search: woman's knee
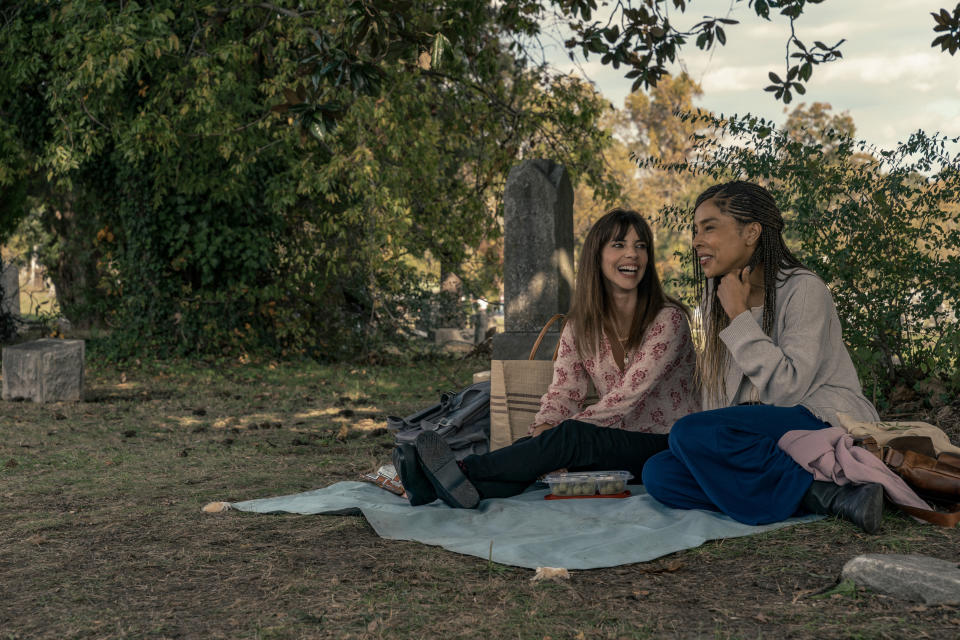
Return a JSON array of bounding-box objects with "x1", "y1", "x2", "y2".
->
[
  {"x1": 669, "y1": 412, "x2": 714, "y2": 448},
  {"x1": 547, "y1": 419, "x2": 596, "y2": 444},
  {"x1": 640, "y1": 450, "x2": 671, "y2": 498}
]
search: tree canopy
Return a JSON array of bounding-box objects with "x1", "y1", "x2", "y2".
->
[{"x1": 0, "y1": 1, "x2": 616, "y2": 358}]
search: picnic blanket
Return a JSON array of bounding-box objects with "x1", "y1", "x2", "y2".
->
[{"x1": 217, "y1": 482, "x2": 822, "y2": 569}]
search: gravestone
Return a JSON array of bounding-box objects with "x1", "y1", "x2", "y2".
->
[
  {"x1": 472, "y1": 309, "x2": 488, "y2": 345},
  {"x1": 492, "y1": 160, "x2": 574, "y2": 360},
  {"x1": 2, "y1": 339, "x2": 85, "y2": 402},
  {"x1": 841, "y1": 554, "x2": 960, "y2": 605},
  {"x1": 1, "y1": 261, "x2": 20, "y2": 318}
]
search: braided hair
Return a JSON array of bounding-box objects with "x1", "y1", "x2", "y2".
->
[{"x1": 693, "y1": 181, "x2": 806, "y2": 408}]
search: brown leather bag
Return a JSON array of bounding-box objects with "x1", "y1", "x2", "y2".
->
[{"x1": 856, "y1": 435, "x2": 960, "y2": 526}]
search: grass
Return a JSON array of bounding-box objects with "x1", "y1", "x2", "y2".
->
[{"x1": 1, "y1": 351, "x2": 959, "y2": 639}]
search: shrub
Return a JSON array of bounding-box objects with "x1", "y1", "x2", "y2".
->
[{"x1": 636, "y1": 112, "x2": 960, "y2": 405}]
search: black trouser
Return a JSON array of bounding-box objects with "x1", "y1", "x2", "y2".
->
[{"x1": 462, "y1": 420, "x2": 669, "y2": 499}]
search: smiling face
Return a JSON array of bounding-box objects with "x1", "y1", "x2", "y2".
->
[
  {"x1": 692, "y1": 199, "x2": 760, "y2": 278},
  {"x1": 600, "y1": 226, "x2": 648, "y2": 294}
]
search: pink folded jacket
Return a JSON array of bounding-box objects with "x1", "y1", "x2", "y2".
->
[{"x1": 778, "y1": 426, "x2": 930, "y2": 511}]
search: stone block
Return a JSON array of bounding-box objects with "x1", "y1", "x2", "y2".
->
[
  {"x1": 472, "y1": 370, "x2": 491, "y2": 384},
  {"x1": 2, "y1": 339, "x2": 85, "y2": 402},
  {"x1": 841, "y1": 554, "x2": 960, "y2": 605}
]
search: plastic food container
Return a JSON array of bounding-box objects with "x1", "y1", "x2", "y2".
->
[{"x1": 542, "y1": 470, "x2": 633, "y2": 497}]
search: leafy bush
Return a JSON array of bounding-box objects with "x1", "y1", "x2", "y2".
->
[{"x1": 636, "y1": 112, "x2": 960, "y2": 404}]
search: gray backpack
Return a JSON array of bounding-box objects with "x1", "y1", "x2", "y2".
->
[{"x1": 386, "y1": 381, "x2": 490, "y2": 459}]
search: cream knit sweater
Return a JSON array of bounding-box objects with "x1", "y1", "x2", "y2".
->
[{"x1": 716, "y1": 269, "x2": 879, "y2": 427}]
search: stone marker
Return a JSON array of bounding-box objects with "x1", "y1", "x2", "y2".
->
[
  {"x1": 472, "y1": 309, "x2": 488, "y2": 345},
  {"x1": 1, "y1": 261, "x2": 20, "y2": 318},
  {"x1": 2, "y1": 339, "x2": 85, "y2": 402},
  {"x1": 841, "y1": 554, "x2": 960, "y2": 605},
  {"x1": 492, "y1": 159, "x2": 574, "y2": 360}
]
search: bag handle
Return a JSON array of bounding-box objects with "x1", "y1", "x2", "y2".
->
[
  {"x1": 855, "y1": 436, "x2": 960, "y2": 527},
  {"x1": 528, "y1": 314, "x2": 567, "y2": 361},
  {"x1": 892, "y1": 501, "x2": 960, "y2": 527}
]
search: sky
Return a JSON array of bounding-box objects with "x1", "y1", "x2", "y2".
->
[{"x1": 541, "y1": 0, "x2": 960, "y2": 153}]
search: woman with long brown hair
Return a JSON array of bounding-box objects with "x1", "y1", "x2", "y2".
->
[
  {"x1": 393, "y1": 208, "x2": 700, "y2": 508},
  {"x1": 641, "y1": 180, "x2": 884, "y2": 532}
]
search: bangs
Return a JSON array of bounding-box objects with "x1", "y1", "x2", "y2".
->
[
  {"x1": 610, "y1": 218, "x2": 651, "y2": 245},
  {"x1": 611, "y1": 219, "x2": 633, "y2": 241}
]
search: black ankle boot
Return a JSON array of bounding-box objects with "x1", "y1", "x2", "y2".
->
[
  {"x1": 801, "y1": 481, "x2": 884, "y2": 534},
  {"x1": 392, "y1": 444, "x2": 437, "y2": 506}
]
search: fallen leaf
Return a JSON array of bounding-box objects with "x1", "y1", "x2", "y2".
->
[
  {"x1": 754, "y1": 613, "x2": 769, "y2": 623},
  {"x1": 418, "y1": 51, "x2": 432, "y2": 70},
  {"x1": 202, "y1": 502, "x2": 231, "y2": 513},
  {"x1": 531, "y1": 566, "x2": 569, "y2": 582},
  {"x1": 367, "y1": 619, "x2": 378, "y2": 632}
]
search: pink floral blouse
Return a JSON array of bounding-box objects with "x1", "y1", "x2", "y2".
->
[{"x1": 533, "y1": 305, "x2": 700, "y2": 433}]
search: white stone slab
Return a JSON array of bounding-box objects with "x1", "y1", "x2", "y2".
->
[{"x1": 842, "y1": 554, "x2": 960, "y2": 605}]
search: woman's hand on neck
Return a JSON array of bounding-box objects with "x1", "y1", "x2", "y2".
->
[{"x1": 717, "y1": 265, "x2": 764, "y2": 320}]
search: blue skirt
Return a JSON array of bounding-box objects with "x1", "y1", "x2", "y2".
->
[{"x1": 641, "y1": 405, "x2": 830, "y2": 524}]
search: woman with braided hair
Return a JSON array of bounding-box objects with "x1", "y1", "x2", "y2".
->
[{"x1": 642, "y1": 180, "x2": 885, "y2": 532}]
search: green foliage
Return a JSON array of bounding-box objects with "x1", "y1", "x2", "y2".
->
[
  {"x1": 932, "y1": 4, "x2": 960, "y2": 55},
  {"x1": 558, "y1": 1, "x2": 959, "y2": 105},
  {"x1": 0, "y1": 1, "x2": 615, "y2": 359},
  {"x1": 636, "y1": 108, "x2": 960, "y2": 400},
  {"x1": 289, "y1": 1, "x2": 960, "y2": 110}
]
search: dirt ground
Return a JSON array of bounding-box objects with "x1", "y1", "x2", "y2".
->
[{"x1": 1, "y1": 357, "x2": 959, "y2": 639}]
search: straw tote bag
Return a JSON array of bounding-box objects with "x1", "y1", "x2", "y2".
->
[{"x1": 489, "y1": 315, "x2": 598, "y2": 450}]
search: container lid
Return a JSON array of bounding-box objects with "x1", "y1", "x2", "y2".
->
[{"x1": 542, "y1": 470, "x2": 633, "y2": 482}]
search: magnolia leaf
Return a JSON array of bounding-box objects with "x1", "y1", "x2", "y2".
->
[{"x1": 430, "y1": 33, "x2": 449, "y2": 68}]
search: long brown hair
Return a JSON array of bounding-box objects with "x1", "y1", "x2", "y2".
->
[
  {"x1": 568, "y1": 208, "x2": 685, "y2": 360},
  {"x1": 693, "y1": 181, "x2": 806, "y2": 407}
]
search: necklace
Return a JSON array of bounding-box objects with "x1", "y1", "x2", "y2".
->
[{"x1": 614, "y1": 322, "x2": 629, "y2": 343}]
